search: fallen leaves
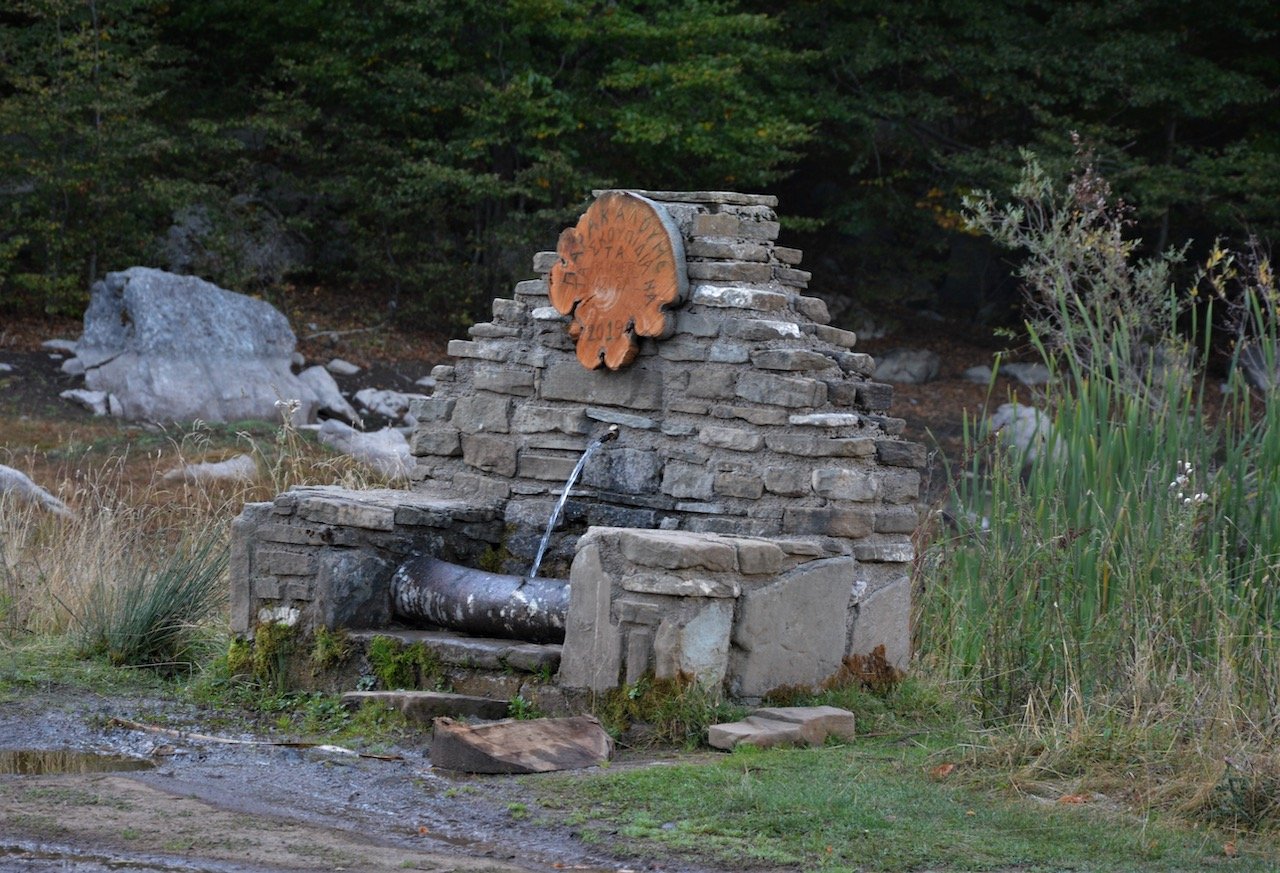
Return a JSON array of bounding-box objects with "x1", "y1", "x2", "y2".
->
[{"x1": 929, "y1": 762, "x2": 957, "y2": 780}]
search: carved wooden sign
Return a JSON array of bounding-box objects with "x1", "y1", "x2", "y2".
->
[{"x1": 549, "y1": 191, "x2": 687, "y2": 370}]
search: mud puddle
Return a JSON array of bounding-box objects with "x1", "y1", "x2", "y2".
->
[{"x1": 0, "y1": 688, "x2": 704, "y2": 873}]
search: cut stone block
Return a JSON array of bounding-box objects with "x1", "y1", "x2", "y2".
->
[
  {"x1": 730, "y1": 557, "x2": 855, "y2": 697},
  {"x1": 751, "y1": 705, "x2": 855, "y2": 741},
  {"x1": 707, "y1": 705, "x2": 855, "y2": 750},
  {"x1": 431, "y1": 716, "x2": 614, "y2": 774},
  {"x1": 707, "y1": 715, "x2": 822, "y2": 750},
  {"x1": 653, "y1": 600, "x2": 734, "y2": 688},
  {"x1": 341, "y1": 691, "x2": 510, "y2": 723}
]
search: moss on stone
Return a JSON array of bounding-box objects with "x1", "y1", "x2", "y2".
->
[{"x1": 366, "y1": 635, "x2": 443, "y2": 690}]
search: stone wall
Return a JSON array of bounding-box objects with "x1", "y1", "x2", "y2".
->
[
  {"x1": 230, "y1": 189, "x2": 923, "y2": 696},
  {"x1": 410, "y1": 190, "x2": 924, "y2": 584}
]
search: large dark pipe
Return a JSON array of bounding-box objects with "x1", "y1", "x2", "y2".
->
[{"x1": 390, "y1": 556, "x2": 568, "y2": 643}]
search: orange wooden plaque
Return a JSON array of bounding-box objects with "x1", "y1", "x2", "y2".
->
[{"x1": 548, "y1": 191, "x2": 687, "y2": 370}]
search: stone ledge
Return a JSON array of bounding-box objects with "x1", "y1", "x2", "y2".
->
[{"x1": 596, "y1": 189, "x2": 779, "y2": 208}]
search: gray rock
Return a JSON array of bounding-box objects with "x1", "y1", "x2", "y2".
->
[
  {"x1": 963, "y1": 364, "x2": 993, "y2": 383},
  {"x1": 708, "y1": 705, "x2": 855, "y2": 751},
  {"x1": 60, "y1": 357, "x2": 85, "y2": 376},
  {"x1": 1238, "y1": 344, "x2": 1279, "y2": 391},
  {"x1": 708, "y1": 716, "x2": 822, "y2": 750},
  {"x1": 317, "y1": 420, "x2": 413, "y2": 479},
  {"x1": 354, "y1": 388, "x2": 429, "y2": 422},
  {"x1": 162, "y1": 453, "x2": 258, "y2": 485},
  {"x1": 0, "y1": 363, "x2": 12, "y2": 373},
  {"x1": 297, "y1": 365, "x2": 359, "y2": 423},
  {"x1": 0, "y1": 465, "x2": 73, "y2": 518},
  {"x1": 653, "y1": 600, "x2": 734, "y2": 688},
  {"x1": 326, "y1": 358, "x2": 361, "y2": 376},
  {"x1": 41, "y1": 338, "x2": 79, "y2": 353},
  {"x1": 1001, "y1": 361, "x2": 1051, "y2": 386},
  {"x1": 77, "y1": 267, "x2": 320, "y2": 424},
  {"x1": 988, "y1": 402, "x2": 1060, "y2": 465},
  {"x1": 873, "y1": 348, "x2": 940, "y2": 384},
  {"x1": 59, "y1": 389, "x2": 109, "y2": 416}
]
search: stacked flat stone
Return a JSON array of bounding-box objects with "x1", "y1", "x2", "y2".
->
[
  {"x1": 229, "y1": 485, "x2": 504, "y2": 635},
  {"x1": 410, "y1": 190, "x2": 924, "y2": 579}
]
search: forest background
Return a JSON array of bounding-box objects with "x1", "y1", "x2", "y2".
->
[{"x1": 1, "y1": 0, "x2": 1277, "y2": 329}]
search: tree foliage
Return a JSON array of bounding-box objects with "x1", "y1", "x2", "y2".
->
[{"x1": 1, "y1": 0, "x2": 1276, "y2": 325}]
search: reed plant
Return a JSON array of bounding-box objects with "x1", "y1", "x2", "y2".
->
[{"x1": 919, "y1": 151, "x2": 1280, "y2": 826}]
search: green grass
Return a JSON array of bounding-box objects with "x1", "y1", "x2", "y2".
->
[{"x1": 536, "y1": 735, "x2": 1274, "y2": 872}]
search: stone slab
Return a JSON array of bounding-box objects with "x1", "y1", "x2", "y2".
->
[
  {"x1": 751, "y1": 705, "x2": 855, "y2": 740},
  {"x1": 706, "y1": 715, "x2": 823, "y2": 750},
  {"x1": 431, "y1": 716, "x2": 613, "y2": 774},
  {"x1": 341, "y1": 691, "x2": 510, "y2": 723}
]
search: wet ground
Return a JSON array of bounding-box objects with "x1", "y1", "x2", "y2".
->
[{"x1": 0, "y1": 687, "x2": 706, "y2": 873}]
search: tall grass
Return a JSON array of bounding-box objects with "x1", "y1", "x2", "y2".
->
[
  {"x1": 918, "y1": 151, "x2": 1280, "y2": 823},
  {"x1": 0, "y1": 409, "x2": 395, "y2": 670}
]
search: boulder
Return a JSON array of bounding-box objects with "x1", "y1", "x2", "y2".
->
[
  {"x1": 1001, "y1": 362, "x2": 1052, "y2": 386},
  {"x1": 989, "y1": 402, "x2": 1060, "y2": 465},
  {"x1": 0, "y1": 465, "x2": 73, "y2": 518},
  {"x1": 316, "y1": 419, "x2": 413, "y2": 479},
  {"x1": 77, "y1": 267, "x2": 320, "y2": 424},
  {"x1": 161, "y1": 453, "x2": 258, "y2": 485},
  {"x1": 297, "y1": 365, "x2": 359, "y2": 423},
  {"x1": 354, "y1": 388, "x2": 430, "y2": 422},
  {"x1": 873, "y1": 348, "x2": 940, "y2": 384}
]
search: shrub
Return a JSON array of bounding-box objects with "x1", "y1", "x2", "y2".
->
[{"x1": 75, "y1": 532, "x2": 227, "y2": 672}]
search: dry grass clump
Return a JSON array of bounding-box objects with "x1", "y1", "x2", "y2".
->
[{"x1": 0, "y1": 411, "x2": 396, "y2": 669}]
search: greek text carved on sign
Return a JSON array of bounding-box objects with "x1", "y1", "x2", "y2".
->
[{"x1": 549, "y1": 191, "x2": 687, "y2": 371}]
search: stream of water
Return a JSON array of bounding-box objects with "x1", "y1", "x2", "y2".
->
[{"x1": 526, "y1": 425, "x2": 618, "y2": 582}]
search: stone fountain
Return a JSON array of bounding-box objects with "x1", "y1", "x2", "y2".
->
[{"x1": 229, "y1": 190, "x2": 923, "y2": 709}]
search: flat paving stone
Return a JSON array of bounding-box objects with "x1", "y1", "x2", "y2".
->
[{"x1": 342, "y1": 690, "x2": 510, "y2": 723}]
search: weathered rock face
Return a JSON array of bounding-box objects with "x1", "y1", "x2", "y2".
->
[{"x1": 77, "y1": 267, "x2": 318, "y2": 424}]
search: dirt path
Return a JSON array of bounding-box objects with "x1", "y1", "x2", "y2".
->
[{"x1": 0, "y1": 688, "x2": 685, "y2": 873}]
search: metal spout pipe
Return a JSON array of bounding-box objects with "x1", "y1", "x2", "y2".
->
[{"x1": 390, "y1": 555, "x2": 568, "y2": 643}]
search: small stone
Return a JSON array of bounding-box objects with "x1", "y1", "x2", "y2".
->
[
  {"x1": 814, "y1": 324, "x2": 858, "y2": 349},
  {"x1": 812, "y1": 467, "x2": 879, "y2": 501},
  {"x1": 722, "y1": 318, "x2": 803, "y2": 341},
  {"x1": 751, "y1": 349, "x2": 836, "y2": 372},
  {"x1": 873, "y1": 348, "x2": 940, "y2": 384},
  {"x1": 60, "y1": 389, "x2": 109, "y2": 416},
  {"x1": 326, "y1": 358, "x2": 361, "y2": 376},
  {"x1": 750, "y1": 705, "x2": 855, "y2": 741}
]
